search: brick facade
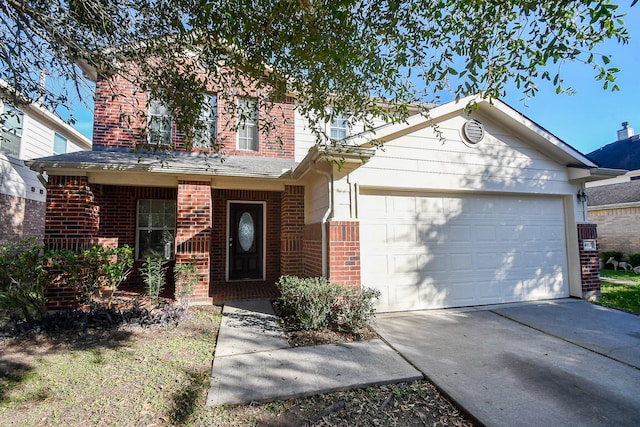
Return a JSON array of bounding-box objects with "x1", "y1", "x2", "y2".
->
[
  {"x1": 588, "y1": 205, "x2": 640, "y2": 256},
  {"x1": 0, "y1": 193, "x2": 45, "y2": 245},
  {"x1": 210, "y1": 189, "x2": 282, "y2": 293},
  {"x1": 45, "y1": 176, "x2": 99, "y2": 251},
  {"x1": 93, "y1": 73, "x2": 296, "y2": 159},
  {"x1": 577, "y1": 222, "x2": 601, "y2": 300},
  {"x1": 327, "y1": 220, "x2": 361, "y2": 287},
  {"x1": 303, "y1": 222, "x2": 323, "y2": 277},
  {"x1": 175, "y1": 181, "x2": 212, "y2": 303},
  {"x1": 280, "y1": 185, "x2": 305, "y2": 276}
]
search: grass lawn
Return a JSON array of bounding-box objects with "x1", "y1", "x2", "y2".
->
[
  {"x1": 598, "y1": 269, "x2": 640, "y2": 314},
  {"x1": 0, "y1": 305, "x2": 472, "y2": 426}
]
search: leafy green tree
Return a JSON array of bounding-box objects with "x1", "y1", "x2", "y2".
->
[{"x1": 0, "y1": 0, "x2": 633, "y2": 149}]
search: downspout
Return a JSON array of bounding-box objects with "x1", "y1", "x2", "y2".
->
[{"x1": 310, "y1": 160, "x2": 333, "y2": 277}]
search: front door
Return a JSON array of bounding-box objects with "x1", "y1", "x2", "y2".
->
[{"x1": 228, "y1": 202, "x2": 264, "y2": 280}]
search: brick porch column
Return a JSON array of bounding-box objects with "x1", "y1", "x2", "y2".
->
[
  {"x1": 327, "y1": 220, "x2": 361, "y2": 288},
  {"x1": 175, "y1": 181, "x2": 212, "y2": 303},
  {"x1": 280, "y1": 185, "x2": 305, "y2": 276},
  {"x1": 44, "y1": 175, "x2": 99, "y2": 309},
  {"x1": 577, "y1": 222, "x2": 601, "y2": 301}
]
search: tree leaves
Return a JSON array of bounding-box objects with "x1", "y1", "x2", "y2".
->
[{"x1": 0, "y1": 0, "x2": 632, "y2": 150}]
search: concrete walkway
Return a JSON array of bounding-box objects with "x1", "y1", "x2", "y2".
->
[
  {"x1": 374, "y1": 299, "x2": 640, "y2": 427},
  {"x1": 206, "y1": 299, "x2": 422, "y2": 406}
]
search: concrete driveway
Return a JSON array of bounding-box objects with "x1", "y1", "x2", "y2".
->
[{"x1": 373, "y1": 299, "x2": 640, "y2": 427}]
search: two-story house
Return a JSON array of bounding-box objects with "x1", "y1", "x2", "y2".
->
[
  {"x1": 1, "y1": 96, "x2": 92, "y2": 245},
  {"x1": 28, "y1": 68, "x2": 619, "y2": 312}
]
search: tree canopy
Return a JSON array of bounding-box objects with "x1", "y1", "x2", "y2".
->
[{"x1": 0, "y1": 0, "x2": 633, "y2": 149}]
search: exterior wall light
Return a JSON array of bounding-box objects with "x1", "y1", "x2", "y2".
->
[{"x1": 576, "y1": 190, "x2": 588, "y2": 203}]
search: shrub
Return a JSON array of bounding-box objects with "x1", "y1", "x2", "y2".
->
[
  {"x1": 628, "y1": 253, "x2": 640, "y2": 268},
  {"x1": 276, "y1": 276, "x2": 381, "y2": 333},
  {"x1": 601, "y1": 251, "x2": 624, "y2": 268},
  {"x1": 174, "y1": 260, "x2": 199, "y2": 308},
  {"x1": 101, "y1": 245, "x2": 134, "y2": 307},
  {"x1": 330, "y1": 287, "x2": 381, "y2": 333},
  {"x1": 276, "y1": 276, "x2": 340, "y2": 331},
  {"x1": 141, "y1": 257, "x2": 168, "y2": 306},
  {"x1": 0, "y1": 239, "x2": 47, "y2": 320}
]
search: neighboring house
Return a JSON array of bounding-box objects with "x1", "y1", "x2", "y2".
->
[
  {"x1": 27, "y1": 69, "x2": 618, "y2": 312},
  {"x1": 585, "y1": 122, "x2": 640, "y2": 255},
  {"x1": 0, "y1": 99, "x2": 92, "y2": 245}
]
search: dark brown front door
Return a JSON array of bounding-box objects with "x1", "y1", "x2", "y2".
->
[{"x1": 228, "y1": 202, "x2": 264, "y2": 280}]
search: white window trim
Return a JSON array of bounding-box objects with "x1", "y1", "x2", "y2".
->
[
  {"x1": 53, "y1": 132, "x2": 67, "y2": 155},
  {"x1": 135, "y1": 199, "x2": 177, "y2": 261},
  {"x1": 236, "y1": 98, "x2": 259, "y2": 151},
  {"x1": 194, "y1": 94, "x2": 218, "y2": 148},
  {"x1": 147, "y1": 99, "x2": 172, "y2": 145},
  {"x1": 328, "y1": 109, "x2": 348, "y2": 141}
]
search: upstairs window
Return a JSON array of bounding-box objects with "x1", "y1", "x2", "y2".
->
[
  {"x1": 53, "y1": 133, "x2": 67, "y2": 154},
  {"x1": 1, "y1": 104, "x2": 23, "y2": 157},
  {"x1": 194, "y1": 94, "x2": 217, "y2": 148},
  {"x1": 330, "y1": 111, "x2": 348, "y2": 141},
  {"x1": 148, "y1": 99, "x2": 172, "y2": 145},
  {"x1": 237, "y1": 98, "x2": 258, "y2": 151},
  {"x1": 136, "y1": 199, "x2": 176, "y2": 260}
]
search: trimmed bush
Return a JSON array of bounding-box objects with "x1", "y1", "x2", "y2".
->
[
  {"x1": 330, "y1": 286, "x2": 381, "y2": 333},
  {"x1": 276, "y1": 276, "x2": 339, "y2": 330},
  {"x1": 276, "y1": 275, "x2": 381, "y2": 333}
]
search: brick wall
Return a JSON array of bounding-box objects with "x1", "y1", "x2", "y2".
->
[
  {"x1": 327, "y1": 221, "x2": 361, "y2": 288},
  {"x1": 93, "y1": 72, "x2": 296, "y2": 158},
  {"x1": 577, "y1": 222, "x2": 600, "y2": 300},
  {"x1": 303, "y1": 222, "x2": 323, "y2": 277},
  {"x1": 45, "y1": 176, "x2": 99, "y2": 251},
  {"x1": 280, "y1": 185, "x2": 305, "y2": 276},
  {"x1": 175, "y1": 181, "x2": 211, "y2": 303},
  {"x1": 0, "y1": 193, "x2": 45, "y2": 245},
  {"x1": 588, "y1": 206, "x2": 640, "y2": 256},
  {"x1": 210, "y1": 189, "x2": 281, "y2": 290}
]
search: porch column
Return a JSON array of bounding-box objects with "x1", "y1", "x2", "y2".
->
[
  {"x1": 44, "y1": 175, "x2": 99, "y2": 309},
  {"x1": 577, "y1": 222, "x2": 601, "y2": 300},
  {"x1": 327, "y1": 220, "x2": 361, "y2": 289},
  {"x1": 175, "y1": 180, "x2": 212, "y2": 303},
  {"x1": 280, "y1": 185, "x2": 305, "y2": 276}
]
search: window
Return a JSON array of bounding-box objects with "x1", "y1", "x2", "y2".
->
[
  {"x1": 194, "y1": 94, "x2": 217, "y2": 147},
  {"x1": 1, "y1": 104, "x2": 23, "y2": 157},
  {"x1": 330, "y1": 111, "x2": 348, "y2": 141},
  {"x1": 237, "y1": 98, "x2": 258, "y2": 151},
  {"x1": 53, "y1": 133, "x2": 67, "y2": 154},
  {"x1": 147, "y1": 99, "x2": 172, "y2": 145},
  {"x1": 136, "y1": 199, "x2": 176, "y2": 260}
]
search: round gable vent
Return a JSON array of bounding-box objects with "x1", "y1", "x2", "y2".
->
[{"x1": 462, "y1": 119, "x2": 485, "y2": 144}]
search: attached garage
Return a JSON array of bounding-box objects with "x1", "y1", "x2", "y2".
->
[{"x1": 360, "y1": 191, "x2": 570, "y2": 311}]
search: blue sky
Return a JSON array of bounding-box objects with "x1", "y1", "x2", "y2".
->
[{"x1": 66, "y1": 4, "x2": 639, "y2": 156}]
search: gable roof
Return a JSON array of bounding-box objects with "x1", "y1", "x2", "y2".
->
[
  {"x1": 345, "y1": 95, "x2": 598, "y2": 168},
  {"x1": 586, "y1": 135, "x2": 640, "y2": 171},
  {"x1": 587, "y1": 179, "x2": 640, "y2": 206}
]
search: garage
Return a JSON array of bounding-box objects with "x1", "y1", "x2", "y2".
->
[{"x1": 360, "y1": 191, "x2": 570, "y2": 312}]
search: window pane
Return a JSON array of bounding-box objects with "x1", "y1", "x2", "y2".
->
[
  {"x1": 148, "y1": 99, "x2": 172, "y2": 145},
  {"x1": 194, "y1": 94, "x2": 217, "y2": 147},
  {"x1": 330, "y1": 112, "x2": 348, "y2": 141},
  {"x1": 138, "y1": 229, "x2": 174, "y2": 260},
  {"x1": 237, "y1": 98, "x2": 258, "y2": 151},
  {"x1": 1, "y1": 105, "x2": 23, "y2": 156},
  {"x1": 53, "y1": 133, "x2": 67, "y2": 154},
  {"x1": 138, "y1": 213, "x2": 149, "y2": 228}
]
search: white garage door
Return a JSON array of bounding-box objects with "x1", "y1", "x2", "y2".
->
[{"x1": 360, "y1": 192, "x2": 569, "y2": 312}]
